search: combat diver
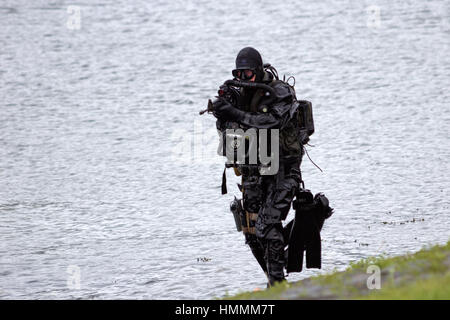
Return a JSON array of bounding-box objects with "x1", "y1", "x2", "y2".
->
[{"x1": 211, "y1": 47, "x2": 311, "y2": 286}]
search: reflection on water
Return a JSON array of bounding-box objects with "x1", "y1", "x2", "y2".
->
[{"x1": 0, "y1": 0, "x2": 449, "y2": 299}]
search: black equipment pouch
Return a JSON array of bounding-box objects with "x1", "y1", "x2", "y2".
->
[
  {"x1": 280, "y1": 99, "x2": 314, "y2": 156},
  {"x1": 296, "y1": 100, "x2": 314, "y2": 137},
  {"x1": 230, "y1": 197, "x2": 243, "y2": 232},
  {"x1": 229, "y1": 197, "x2": 260, "y2": 234}
]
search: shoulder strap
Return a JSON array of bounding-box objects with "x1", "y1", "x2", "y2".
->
[{"x1": 221, "y1": 166, "x2": 227, "y2": 195}]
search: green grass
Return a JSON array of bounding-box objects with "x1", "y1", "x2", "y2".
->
[
  {"x1": 358, "y1": 272, "x2": 450, "y2": 300},
  {"x1": 224, "y1": 240, "x2": 450, "y2": 300}
]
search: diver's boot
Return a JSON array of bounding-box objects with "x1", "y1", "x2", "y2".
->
[
  {"x1": 245, "y1": 234, "x2": 268, "y2": 274},
  {"x1": 265, "y1": 239, "x2": 286, "y2": 287}
]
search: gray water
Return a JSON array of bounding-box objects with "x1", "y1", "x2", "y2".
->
[{"x1": 0, "y1": 0, "x2": 449, "y2": 299}]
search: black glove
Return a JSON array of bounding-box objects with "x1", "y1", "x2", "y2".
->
[{"x1": 213, "y1": 97, "x2": 246, "y2": 122}]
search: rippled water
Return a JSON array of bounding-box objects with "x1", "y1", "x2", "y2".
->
[{"x1": 0, "y1": 0, "x2": 449, "y2": 299}]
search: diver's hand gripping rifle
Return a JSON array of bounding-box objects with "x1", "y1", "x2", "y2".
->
[
  {"x1": 198, "y1": 99, "x2": 215, "y2": 115},
  {"x1": 199, "y1": 80, "x2": 276, "y2": 115}
]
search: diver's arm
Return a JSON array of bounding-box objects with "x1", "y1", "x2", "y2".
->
[
  {"x1": 215, "y1": 98, "x2": 291, "y2": 129},
  {"x1": 239, "y1": 105, "x2": 288, "y2": 129}
]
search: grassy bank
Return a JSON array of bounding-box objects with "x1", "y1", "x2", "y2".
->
[{"x1": 226, "y1": 241, "x2": 450, "y2": 300}]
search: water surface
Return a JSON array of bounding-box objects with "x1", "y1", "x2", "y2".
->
[{"x1": 0, "y1": 0, "x2": 449, "y2": 299}]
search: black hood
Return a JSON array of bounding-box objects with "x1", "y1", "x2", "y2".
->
[{"x1": 235, "y1": 47, "x2": 264, "y2": 82}]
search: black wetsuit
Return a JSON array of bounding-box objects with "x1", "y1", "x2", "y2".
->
[{"x1": 216, "y1": 80, "x2": 304, "y2": 285}]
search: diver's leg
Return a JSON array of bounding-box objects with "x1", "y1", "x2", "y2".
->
[
  {"x1": 245, "y1": 233, "x2": 267, "y2": 274},
  {"x1": 241, "y1": 173, "x2": 267, "y2": 275},
  {"x1": 256, "y1": 161, "x2": 301, "y2": 286},
  {"x1": 259, "y1": 226, "x2": 286, "y2": 285}
]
